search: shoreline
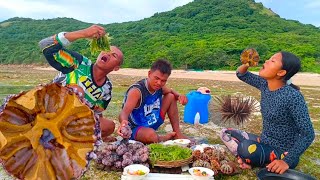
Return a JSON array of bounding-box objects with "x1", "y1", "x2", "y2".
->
[{"x1": 33, "y1": 66, "x2": 320, "y2": 87}]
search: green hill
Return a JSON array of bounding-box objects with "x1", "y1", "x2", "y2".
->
[{"x1": 0, "y1": 0, "x2": 319, "y2": 72}]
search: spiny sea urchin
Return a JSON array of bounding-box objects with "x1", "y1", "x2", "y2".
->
[{"x1": 215, "y1": 95, "x2": 259, "y2": 125}]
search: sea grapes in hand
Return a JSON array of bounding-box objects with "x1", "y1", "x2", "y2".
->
[
  {"x1": 89, "y1": 34, "x2": 111, "y2": 55},
  {"x1": 120, "y1": 125, "x2": 132, "y2": 138}
]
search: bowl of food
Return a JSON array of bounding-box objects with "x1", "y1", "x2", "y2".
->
[
  {"x1": 123, "y1": 164, "x2": 150, "y2": 180},
  {"x1": 189, "y1": 167, "x2": 215, "y2": 180},
  {"x1": 162, "y1": 140, "x2": 174, "y2": 145},
  {"x1": 173, "y1": 139, "x2": 191, "y2": 147}
]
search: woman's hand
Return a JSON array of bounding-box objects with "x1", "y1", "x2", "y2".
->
[
  {"x1": 266, "y1": 160, "x2": 289, "y2": 174},
  {"x1": 237, "y1": 64, "x2": 250, "y2": 74}
]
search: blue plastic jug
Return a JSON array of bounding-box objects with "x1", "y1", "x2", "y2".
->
[{"x1": 184, "y1": 90, "x2": 211, "y2": 124}]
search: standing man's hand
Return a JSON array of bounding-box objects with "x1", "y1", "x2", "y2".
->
[
  {"x1": 82, "y1": 25, "x2": 106, "y2": 39},
  {"x1": 266, "y1": 160, "x2": 289, "y2": 174},
  {"x1": 64, "y1": 25, "x2": 106, "y2": 42}
]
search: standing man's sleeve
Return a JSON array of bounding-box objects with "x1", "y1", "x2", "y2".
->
[{"x1": 39, "y1": 32, "x2": 83, "y2": 74}]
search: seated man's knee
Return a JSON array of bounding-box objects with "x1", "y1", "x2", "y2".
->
[
  {"x1": 137, "y1": 128, "x2": 158, "y2": 144},
  {"x1": 148, "y1": 133, "x2": 159, "y2": 143},
  {"x1": 164, "y1": 92, "x2": 175, "y2": 101}
]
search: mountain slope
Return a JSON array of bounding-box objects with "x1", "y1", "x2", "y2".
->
[{"x1": 0, "y1": 0, "x2": 319, "y2": 72}]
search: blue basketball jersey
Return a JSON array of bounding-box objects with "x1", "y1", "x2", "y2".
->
[{"x1": 123, "y1": 79, "x2": 163, "y2": 130}]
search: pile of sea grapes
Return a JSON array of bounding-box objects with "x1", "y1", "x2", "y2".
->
[{"x1": 96, "y1": 139, "x2": 149, "y2": 171}]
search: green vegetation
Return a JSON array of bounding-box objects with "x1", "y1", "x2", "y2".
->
[
  {"x1": 0, "y1": 0, "x2": 319, "y2": 72},
  {"x1": 89, "y1": 34, "x2": 111, "y2": 56},
  {"x1": 148, "y1": 144, "x2": 192, "y2": 165}
]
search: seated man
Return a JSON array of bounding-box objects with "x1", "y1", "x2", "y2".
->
[
  {"x1": 39, "y1": 25, "x2": 124, "y2": 142},
  {"x1": 117, "y1": 59, "x2": 188, "y2": 144}
]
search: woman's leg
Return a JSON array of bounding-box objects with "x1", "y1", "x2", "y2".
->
[
  {"x1": 220, "y1": 128, "x2": 262, "y2": 169},
  {"x1": 220, "y1": 128, "x2": 259, "y2": 156},
  {"x1": 237, "y1": 140, "x2": 285, "y2": 167}
]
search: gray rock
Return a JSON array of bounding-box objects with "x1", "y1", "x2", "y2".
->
[{"x1": 164, "y1": 124, "x2": 173, "y2": 132}]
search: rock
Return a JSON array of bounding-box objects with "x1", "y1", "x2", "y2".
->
[
  {"x1": 164, "y1": 124, "x2": 173, "y2": 132},
  {"x1": 186, "y1": 127, "x2": 198, "y2": 134}
]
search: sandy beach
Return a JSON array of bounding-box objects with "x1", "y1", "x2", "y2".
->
[{"x1": 35, "y1": 67, "x2": 320, "y2": 87}]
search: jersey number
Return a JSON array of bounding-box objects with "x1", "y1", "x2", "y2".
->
[{"x1": 147, "y1": 114, "x2": 157, "y2": 125}]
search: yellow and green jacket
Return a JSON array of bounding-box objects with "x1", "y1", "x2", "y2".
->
[{"x1": 39, "y1": 33, "x2": 112, "y2": 114}]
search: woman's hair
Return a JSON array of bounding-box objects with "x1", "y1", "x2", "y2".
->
[
  {"x1": 280, "y1": 51, "x2": 301, "y2": 90},
  {"x1": 150, "y1": 59, "x2": 172, "y2": 75}
]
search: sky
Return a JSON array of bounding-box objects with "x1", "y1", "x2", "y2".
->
[
  {"x1": 0, "y1": 0, "x2": 319, "y2": 27},
  {"x1": 255, "y1": 0, "x2": 320, "y2": 27}
]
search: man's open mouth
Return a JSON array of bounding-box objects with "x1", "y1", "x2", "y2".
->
[{"x1": 101, "y1": 56, "x2": 108, "y2": 62}]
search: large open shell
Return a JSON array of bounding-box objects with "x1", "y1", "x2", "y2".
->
[
  {"x1": 240, "y1": 48, "x2": 260, "y2": 66},
  {"x1": 0, "y1": 83, "x2": 97, "y2": 180}
]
